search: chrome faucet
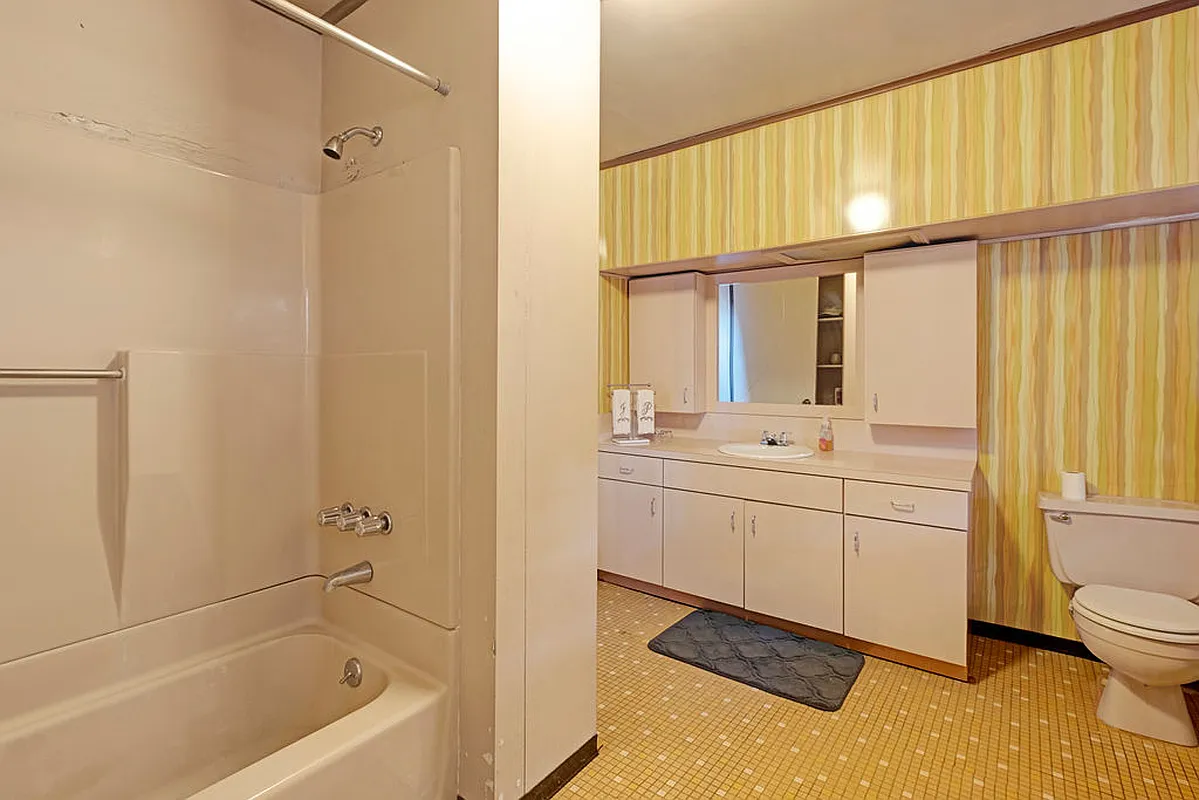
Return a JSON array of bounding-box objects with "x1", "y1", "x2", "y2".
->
[
  {"x1": 759, "y1": 430, "x2": 792, "y2": 447},
  {"x1": 324, "y1": 561, "x2": 373, "y2": 593}
]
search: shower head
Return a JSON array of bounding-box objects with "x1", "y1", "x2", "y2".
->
[{"x1": 322, "y1": 125, "x2": 384, "y2": 160}]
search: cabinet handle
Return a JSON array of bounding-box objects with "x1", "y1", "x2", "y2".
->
[
  {"x1": 873, "y1": 393, "x2": 879, "y2": 412},
  {"x1": 619, "y1": 466, "x2": 634, "y2": 475},
  {"x1": 751, "y1": 515, "x2": 756, "y2": 537},
  {"x1": 853, "y1": 531, "x2": 860, "y2": 555},
  {"x1": 683, "y1": 387, "x2": 690, "y2": 406},
  {"x1": 650, "y1": 497, "x2": 656, "y2": 517},
  {"x1": 890, "y1": 500, "x2": 916, "y2": 513},
  {"x1": 730, "y1": 512, "x2": 735, "y2": 532}
]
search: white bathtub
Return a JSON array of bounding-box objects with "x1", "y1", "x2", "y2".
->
[{"x1": 0, "y1": 580, "x2": 452, "y2": 800}]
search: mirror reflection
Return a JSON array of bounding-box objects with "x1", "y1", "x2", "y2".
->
[{"x1": 717, "y1": 274, "x2": 847, "y2": 406}]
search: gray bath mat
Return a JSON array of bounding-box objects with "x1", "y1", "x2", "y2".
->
[{"x1": 648, "y1": 610, "x2": 865, "y2": 712}]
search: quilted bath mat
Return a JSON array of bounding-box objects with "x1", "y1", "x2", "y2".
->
[{"x1": 647, "y1": 609, "x2": 865, "y2": 712}]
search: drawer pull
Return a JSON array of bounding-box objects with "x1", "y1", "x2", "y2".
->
[
  {"x1": 730, "y1": 512, "x2": 735, "y2": 532},
  {"x1": 890, "y1": 500, "x2": 916, "y2": 513},
  {"x1": 619, "y1": 466, "x2": 634, "y2": 475},
  {"x1": 650, "y1": 497, "x2": 656, "y2": 517},
  {"x1": 853, "y1": 531, "x2": 860, "y2": 554},
  {"x1": 751, "y1": 515, "x2": 756, "y2": 537}
]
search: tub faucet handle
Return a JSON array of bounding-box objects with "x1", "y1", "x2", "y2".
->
[
  {"x1": 356, "y1": 511, "x2": 392, "y2": 537},
  {"x1": 318, "y1": 502, "x2": 355, "y2": 526},
  {"x1": 337, "y1": 506, "x2": 371, "y2": 532}
]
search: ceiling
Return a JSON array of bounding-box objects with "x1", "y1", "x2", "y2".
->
[
  {"x1": 291, "y1": 0, "x2": 1166, "y2": 163},
  {"x1": 601, "y1": 0, "x2": 1163, "y2": 161}
]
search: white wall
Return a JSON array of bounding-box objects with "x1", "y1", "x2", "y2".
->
[
  {"x1": 0, "y1": 0, "x2": 321, "y2": 665},
  {"x1": 496, "y1": 2, "x2": 600, "y2": 794}
]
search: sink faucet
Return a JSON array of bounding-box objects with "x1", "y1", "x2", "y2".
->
[
  {"x1": 760, "y1": 431, "x2": 792, "y2": 447},
  {"x1": 324, "y1": 561, "x2": 373, "y2": 593}
]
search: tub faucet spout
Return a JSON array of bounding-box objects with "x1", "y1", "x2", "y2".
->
[{"x1": 324, "y1": 561, "x2": 373, "y2": 593}]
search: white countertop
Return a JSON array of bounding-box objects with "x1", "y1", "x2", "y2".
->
[{"x1": 599, "y1": 437, "x2": 976, "y2": 492}]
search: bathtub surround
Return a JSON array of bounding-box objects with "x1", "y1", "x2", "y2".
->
[
  {"x1": 3, "y1": 1, "x2": 600, "y2": 797},
  {"x1": 0, "y1": 0, "x2": 321, "y2": 666},
  {"x1": 321, "y1": 1, "x2": 600, "y2": 797}
]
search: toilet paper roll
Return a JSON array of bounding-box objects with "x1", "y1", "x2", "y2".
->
[{"x1": 1061, "y1": 471, "x2": 1087, "y2": 501}]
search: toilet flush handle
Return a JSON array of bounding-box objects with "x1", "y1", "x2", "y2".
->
[{"x1": 1049, "y1": 512, "x2": 1071, "y2": 523}]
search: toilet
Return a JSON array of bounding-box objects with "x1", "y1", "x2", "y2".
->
[{"x1": 1041, "y1": 493, "x2": 1199, "y2": 747}]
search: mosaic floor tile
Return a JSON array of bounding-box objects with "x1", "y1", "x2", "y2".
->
[{"x1": 557, "y1": 581, "x2": 1199, "y2": 799}]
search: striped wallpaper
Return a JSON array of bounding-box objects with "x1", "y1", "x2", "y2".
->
[
  {"x1": 598, "y1": 274, "x2": 629, "y2": 413},
  {"x1": 599, "y1": 6, "x2": 1199, "y2": 271},
  {"x1": 974, "y1": 221, "x2": 1199, "y2": 638}
]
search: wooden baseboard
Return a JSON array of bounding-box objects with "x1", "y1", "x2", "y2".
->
[
  {"x1": 600, "y1": 571, "x2": 969, "y2": 682},
  {"x1": 520, "y1": 735, "x2": 599, "y2": 800}
]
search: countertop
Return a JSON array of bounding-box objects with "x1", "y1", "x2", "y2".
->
[{"x1": 599, "y1": 437, "x2": 976, "y2": 492}]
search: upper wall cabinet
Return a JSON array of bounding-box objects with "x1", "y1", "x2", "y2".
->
[
  {"x1": 629, "y1": 273, "x2": 709, "y2": 414},
  {"x1": 864, "y1": 242, "x2": 977, "y2": 428}
]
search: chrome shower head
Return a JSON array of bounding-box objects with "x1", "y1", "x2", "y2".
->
[{"x1": 322, "y1": 125, "x2": 384, "y2": 160}]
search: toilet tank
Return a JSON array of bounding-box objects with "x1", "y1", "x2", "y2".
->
[{"x1": 1040, "y1": 493, "x2": 1199, "y2": 600}]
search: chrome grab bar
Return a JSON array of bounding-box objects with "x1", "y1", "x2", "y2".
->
[{"x1": 0, "y1": 368, "x2": 124, "y2": 380}]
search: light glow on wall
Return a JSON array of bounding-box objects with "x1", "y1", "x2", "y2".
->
[{"x1": 846, "y1": 192, "x2": 889, "y2": 232}]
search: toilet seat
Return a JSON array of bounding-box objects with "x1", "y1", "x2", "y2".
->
[{"x1": 1072, "y1": 585, "x2": 1199, "y2": 644}]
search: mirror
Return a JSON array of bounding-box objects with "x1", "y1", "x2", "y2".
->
[{"x1": 713, "y1": 266, "x2": 860, "y2": 415}]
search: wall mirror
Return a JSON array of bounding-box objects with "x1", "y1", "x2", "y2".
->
[{"x1": 708, "y1": 261, "x2": 863, "y2": 419}]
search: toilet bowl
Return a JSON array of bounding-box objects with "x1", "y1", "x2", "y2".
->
[
  {"x1": 1040, "y1": 493, "x2": 1199, "y2": 746},
  {"x1": 1070, "y1": 584, "x2": 1199, "y2": 746}
]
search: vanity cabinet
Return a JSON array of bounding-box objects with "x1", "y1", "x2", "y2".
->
[
  {"x1": 662, "y1": 489, "x2": 743, "y2": 606},
  {"x1": 598, "y1": 478, "x2": 663, "y2": 584},
  {"x1": 744, "y1": 502, "x2": 843, "y2": 633},
  {"x1": 629, "y1": 273, "x2": 707, "y2": 413},
  {"x1": 843, "y1": 516, "x2": 967, "y2": 665},
  {"x1": 596, "y1": 448, "x2": 972, "y2": 679},
  {"x1": 864, "y1": 241, "x2": 977, "y2": 428}
]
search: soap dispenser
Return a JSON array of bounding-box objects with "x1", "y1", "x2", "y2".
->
[{"x1": 818, "y1": 416, "x2": 834, "y2": 452}]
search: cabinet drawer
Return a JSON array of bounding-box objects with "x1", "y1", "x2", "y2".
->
[
  {"x1": 598, "y1": 452, "x2": 663, "y2": 486},
  {"x1": 844, "y1": 480, "x2": 968, "y2": 530},
  {"x1": 663, "y1": 460, "x2": 841, "y2": 512}
]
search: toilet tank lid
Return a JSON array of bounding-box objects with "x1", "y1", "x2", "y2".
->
[
  {"x1": 1038, "y1": 493, "x2": 1199, "y2": 524},
  {"x1": 1074, "y1": 585, "x2": 1199, "y2": 634}
]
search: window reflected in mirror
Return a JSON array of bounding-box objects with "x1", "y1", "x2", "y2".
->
[{"x1": 718, "y1": 274, "x2": 846, "y2": 406}]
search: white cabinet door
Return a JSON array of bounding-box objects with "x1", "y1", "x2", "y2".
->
[
  {"x1": 662, "y1": 489, "x2": 743, "y2": 606},
  {"x1": 744, "y1": 502, "x2": 843, "y2": 633},
  {"x1": 864, "y1": 241, "x2": 977, "y2": 428},
  {"x1": 598, "y1": 479, "x2": 663, "y2": 584},
  {"x1": 844, "y1": 516, "x2": 967, "y2": 666},
  {"x1": 629, "y1": 273, "x2": 705, "y2": 413}
]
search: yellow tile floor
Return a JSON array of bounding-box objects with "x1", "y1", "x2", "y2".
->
[{"x1": 558, "y1": 582, "x2": 1199, "y2": 799}]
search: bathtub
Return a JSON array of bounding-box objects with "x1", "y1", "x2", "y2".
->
[{"x1": 0, "y1": 580, "x2": 451, "y2": 799}]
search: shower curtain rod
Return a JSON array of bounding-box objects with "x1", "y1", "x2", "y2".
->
[{"x1": 250, "y1": 0, "x2": 450, "y2": 96}]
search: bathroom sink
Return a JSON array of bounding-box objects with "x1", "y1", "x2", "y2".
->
[{"x1": 717, "y1": 442, "x2": 814, "y2": 460}]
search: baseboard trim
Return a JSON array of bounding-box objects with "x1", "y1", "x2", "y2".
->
[
  {"x1": 521, "y1": 735, "x2": 599, "y2": 800},
  {"x1": 968, "y1": 619, "x2": 1097, "y2": 662},
  {"x1": 600, "y1": 572, "x2": 969, "y2": 682}
]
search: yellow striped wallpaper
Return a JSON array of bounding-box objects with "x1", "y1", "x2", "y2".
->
[
  {"x1": 598, "y1": 274, "x2": 629, "y2": 413},
  {"x1": 974, "y1": 221, "x2": 1199, "y2": 638},
  {"x1": 599, "y1": 6, "x2": 1199, "y2": 271}
]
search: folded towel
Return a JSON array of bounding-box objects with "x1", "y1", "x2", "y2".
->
[
  {"x1": 636, "y1": 389, "x2": 655, "y2": 438},
  {"x1": 612, "y1": 389, "x2": 632, "y2": 436}
]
